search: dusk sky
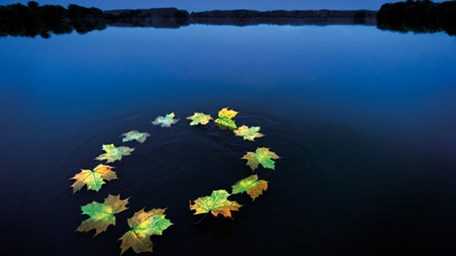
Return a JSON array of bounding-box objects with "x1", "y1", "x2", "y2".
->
[{"x1": 0, "y1": 0, "x2": 429, "y2": 11}]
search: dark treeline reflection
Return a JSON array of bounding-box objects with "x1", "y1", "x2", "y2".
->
[
  {"x1": 377, "y1": 0, "x2": 456, "y2": 36},
  {"x1": 0, "y1": 1, "x2": 106, "y2": 38},
  {"x1": 103, "y1": 9, "x2": 377, "y2": 28}
]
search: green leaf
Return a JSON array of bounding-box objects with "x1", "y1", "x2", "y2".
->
[
  {"x1": 77, "y1": 194, "x2": 129, "y2": 236},
  {"x1": 232, "y1": 175, "x2": 268, "y2": 201},
  {"x1": 95, "y1": 144, "x2": 134, "y2": 163},
  {"x1": 122, "y1": 130, "x2": 150, "y2": 143},
  {"x1": 119, "y1": 208, "x2": 173, "y2": 255},
  {"x1": 242, "y1": 147, "x2": 280, "y2": 171},
  {"x1": 234, "y1": 125, "x2": 264, "y2": 141},
  {"x1": 152, "y1": 112, "x2": 179, "y2": 127},
  {"x1": 189, "y1": 190, "x2": 242, "y2": 219},
  {"x1": 186, "y1": 112, "x2": 213, "y2": 126},
  {"x1": 214, "y1": 107, "x2": 238, "y2": 130},
  {"x1": 215, "y1": 116, "x2": 237, "y2": 130},
  {"x1": 70, "y1": 164, "x2": 117, "y2": 193}
]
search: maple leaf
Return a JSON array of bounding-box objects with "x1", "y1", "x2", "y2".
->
[
  {"x1": 232, "y1": 175, "x2": 268, "y2": 201},
  {"x1": 95, "y1": 144, "x2": 134, "y2": 163},
  {"x1": 186, "y1": 112, "x2": 213, "y2": 126},
  {"x1": 77, "y1": 194, "x2": 129, "y2": 236},
  {"x1": 214, "y1": 107, "x2": 238, "y2": 130},
  {"x1": 234, "y1": 125, "x2": 264, "y2": 141},
  {"x1": 242, "y1": 147, "x2": 280, "y2": 171},
  {"x1": 189, "y1": 190, "x2": 242, "y2": 219},
  {"x1": 152, "y1": 112, "x2": 179, "y2": 127},
  {"x1": 122, "y1": 130, "x2": 150, "y2": 143},
  {"x1": 70, "y1": 164, "x2": 117, "y2": 193},
  {"x1": 119, "y1": 208, "x2": 173, "y2": 255}
]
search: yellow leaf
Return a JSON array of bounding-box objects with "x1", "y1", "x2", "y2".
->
[
  {"x1": 119, "y1": 208, "x2": 172, "y2": 255},
  {"x1": 189, "y1": 190, "x2": 241, "y2": 219},
  {"x1": 186, "y1": 112, "x2": 213, "y2": 126},
  {"x1": 232, "y1": 175, "x2": 268, "y2": 201},
  {"x1": 234, "y1": 125, "x2": 264, "y2": 141},
  {"x1": 218, "y1": 107, "x2": 238, "y2": 119},
  {"x1": 70, "y1": 164, "x2": 117, "y2": 193}
]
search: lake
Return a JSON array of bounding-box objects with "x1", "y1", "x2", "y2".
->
[{"x1": 0, "y1": 24, "x2": 455, "y2": 255}]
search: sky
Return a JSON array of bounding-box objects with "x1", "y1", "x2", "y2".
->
[{"x1": 0, "y1": 0, "x2": 413, "y2": 11}]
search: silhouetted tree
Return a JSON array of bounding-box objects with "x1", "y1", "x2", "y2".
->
[
  {"x1": 27, "y1": 1, "x2": 39, "y2": 9},
  {"x1": 377, "y1": 0, "x2": 456, "y2": 36},
  {"x1": 68, "y1": 4, "x2": 106, "y2": 34},
  {"x1": 0, "y1": 2, "x2": 106, "y2": 38}
]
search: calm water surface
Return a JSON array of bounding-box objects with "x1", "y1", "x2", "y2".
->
[{"x1": 0, "y1": 25, "x2": 456, "y2": 255}]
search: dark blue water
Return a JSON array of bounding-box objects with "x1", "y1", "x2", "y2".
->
[{"x1": 1, "y1": 25, "x2": 456, "y2": 255}]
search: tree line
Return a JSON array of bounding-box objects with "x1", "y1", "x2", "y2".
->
[
  {"x1": 377, "y1": 0, "x2": 456, "y2": 36},
  {"x1": 0, "y1": 1, "x2": 106, "y2": 38},
  {"x1": 1, "y1": 1, "x2": 455, "y2": 38}
]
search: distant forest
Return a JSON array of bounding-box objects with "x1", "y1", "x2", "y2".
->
[
  {"x1": 0, "y1": 1, "x2": 455, "y2": 38},
  {"x1": 377, "y1": 0, "x2": 456, "y2": 35},
  {"x1": 0, "y1": 1, "x2": 106, "y2": 38}
]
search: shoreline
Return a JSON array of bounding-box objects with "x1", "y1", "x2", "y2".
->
[{"x1": 103, "y1": 8, "x2": 378, "y2": 28}]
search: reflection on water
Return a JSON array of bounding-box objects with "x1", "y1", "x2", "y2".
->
[
  {"x1": 104, "y1": 9, "x2": 377, "y2": 28},
  {"x1": 0, "y1": 22, "x2": 455, "y2": 256}
]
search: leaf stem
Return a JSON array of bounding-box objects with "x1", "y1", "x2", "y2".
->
[{"x1": 195, "y1": 213, "x2": 208, "y2": 225}]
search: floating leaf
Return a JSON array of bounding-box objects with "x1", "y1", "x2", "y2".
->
[
  {"x1": 70, "y1": 164, "x2": 117, "y2": 193},
  {"x1": 214, "y1": 107, "x2": 238, "y2": 130},
  {"x1": 234, "y1": 125, "x2": 264, "y2": 141},
  {"x1": 122, "y1": 130, "x2": 150, "y2": 143},
  {"x1": 152, "y1": 112, "x2": 179, "y2": 127},
  {"x1": 189, "y1": 190, "x2": 241, "y2": 219},
  {"x1": 186, "y1": 112, "x2": 213, "y2": 126},
  {"x1": 77, "y1": 194, "x2": 129, "y2": 236},
  {"x1": 96, "y1": 144, "x2": 134, "y2": 163},
  {"x1": 119, "y1": 208, "x2": 173, "y2": 255},
  {"x1": 242, "y1": 147, "x2": 280, "y2": 171},
  {"x1": 232, "y1": 175, "x2": 268, "y2": 201},
  {"x1": 218, "y1": 108, "x2": 238, "y2": 119}
]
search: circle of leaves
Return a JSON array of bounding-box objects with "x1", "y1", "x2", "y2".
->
[{"x1": 70, "y1": 108, "x2": 281, "y2": 255}]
